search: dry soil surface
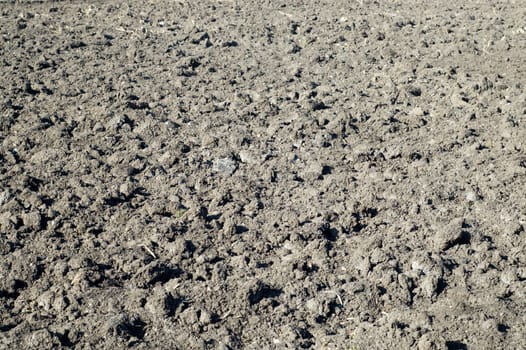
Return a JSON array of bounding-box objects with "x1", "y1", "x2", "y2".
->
[{"x1": 1, "y1": 0, "x2": 526, "y2": 349}]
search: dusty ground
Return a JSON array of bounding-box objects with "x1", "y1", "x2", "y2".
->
[{"x1": 1, "y1": 0, "x2": 525, "y2": 349}]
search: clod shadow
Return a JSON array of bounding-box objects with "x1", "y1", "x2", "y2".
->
[
  {"x1": 248, "y1": 282, "x2": 282, "y2": 305},
  {"x1": 446, "y1": 341, "x2": 468, "y2": 350}
]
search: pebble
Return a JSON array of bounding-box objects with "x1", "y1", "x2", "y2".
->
[
  {"x1": 21, "y1": 211, "x2": 42, "y2": 230},
  {"x1": 158, "y1": 151, "x2": 175, "y2": 167},
  {"x1": 213, "y1": 158, "x2": 237, "y2": 175},
  {"x1": 199, "y1": 309, "x2": 213, "y2": 325},
  {"x1": 305, "y1": 298, "x2": 320, "y2": 313},
  {"x1": 407, "y1": 85, "x2": 422, "y2": 96},
  {"x1": 465, "y1": 190, "x2": 477, "y2": 202},
  {"x1": 238, "y1": 150, "x2": 255, "y2": 164},
  {"x1": 93, "y1": 122, "x2": 105, "y2": 132},
  {"x1": 0, "y1": 190, "x2": 10, "y2": 206}
]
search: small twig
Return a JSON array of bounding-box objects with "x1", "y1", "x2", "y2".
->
[
  {"x1": 278, "y1": 10, "x2": 294, "y2": 19},
  {"x1": 336, "y1": 293, "x2": 344, "y2": 307},
  {"x1": 141, "y1": 243, "x2": 157, "y2": 259},
  {"x1": 324, "y1": 290, "x2": 345, "y2": 307}
]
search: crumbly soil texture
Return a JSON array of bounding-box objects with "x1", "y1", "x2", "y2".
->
[{"x1": 1, "y1": 0, "x2": 525, "y2": 349}]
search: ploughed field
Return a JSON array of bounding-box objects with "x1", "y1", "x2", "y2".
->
[{"x1": 1, "y1": 0, "x2": 525, "y2": 349}]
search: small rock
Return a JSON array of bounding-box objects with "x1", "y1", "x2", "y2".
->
[
  {"x1": 301, "y1": 162, "x2": 324, "y2": 181},
  {"x1": 0, "y1": 189, "x2": 10, "y2": 206},
  {"x1": 238, "y1": 150, "x2": 255, "y2": 164},
  {"x1": 305, "y1": 298, "x2": 320, "y2": 313},
  {"x1": 37, "y1": 290, "x2": 55, "y2": 312},
  {"x1": 21, "y1": 211, "x2": 42, "y2": 230},
  {"x1": 199, "y1": 309, "x2": 213, "y2": 325},
  {"x1": 158, "y1": 151, "x2": 175, "y2": 168},
  {"x1": 93, "y1": 122, "x2": 105, "y2": 132},
  {"x1": 222, "y1": 218, "x2": 237, "y2": 236},
  {"x1": 118, "y1": 182, "x2": 135, "y2": 197},
  {"x1": 17, "y1": 20, "x2": 27, "y2": 30},
  {"x1": 108, "y1": 115, "x2": 126, "y2": 130},
  {"x1": 311, "y1": 100, "x2": 329, "y2": 111},
  {"x1": 213, "y1": 158, "x2": 237, "y2": 175},
  {"x1": 408, "y1": 85, "x2": 422, "y2": 97},
  {"x1": 465, "y1": 191, "x2": 477, "y2": 202},
  {"x1": 222, "y1": 41, "x2": 238, "y2": 47}
]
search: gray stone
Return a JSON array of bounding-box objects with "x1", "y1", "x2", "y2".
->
[{"x1": 213, "y1": 158, "x2": 237, "y2": 175}]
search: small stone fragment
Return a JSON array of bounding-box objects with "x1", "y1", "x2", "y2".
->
[
  {"x1": 21, "y1": 211, "x2": 42, "y2": 230},
  {"x1": 0, "y1": 189, "x2": 10, "y2": 206},
  {"x1": 93, "y1": 122, "x2": 105, "y2": 132},
  {"x1": 199, "y1": 309, "x2": 213, "y2": 325},
  {"x1": 238, "y1": 150, "x2": 255, "y2": 164},
  {"x1": 213, "y1": 158, "x2": 237, "y2": 175},
  {"x1": 408, "y1": 85, "x2": 422, "y2": 96}
]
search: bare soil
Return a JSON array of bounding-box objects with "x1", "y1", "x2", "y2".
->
[{"x1": 1, "y1": 1, "x2": 525, "y2": 349}]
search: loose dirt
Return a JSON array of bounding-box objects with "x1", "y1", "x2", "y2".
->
[{"x1": 1, "y1": 0, "x2": 525, "y2": 349}]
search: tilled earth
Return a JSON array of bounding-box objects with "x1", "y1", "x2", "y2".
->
[{"x1": 1, "y1": 0, "x2": 526, "y2": 349}]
